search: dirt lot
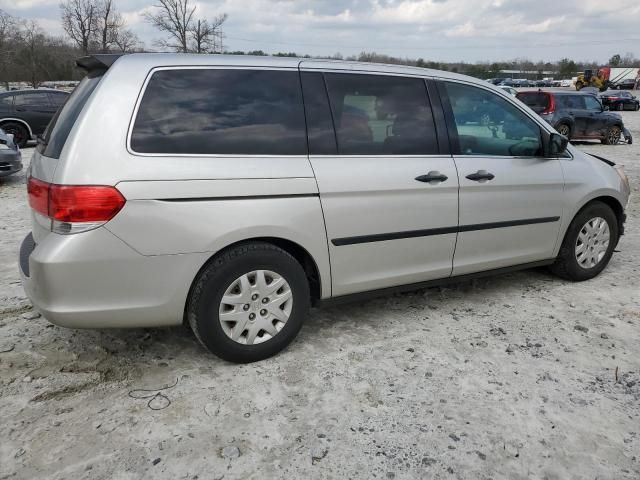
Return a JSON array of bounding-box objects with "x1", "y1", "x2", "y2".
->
[{"x1": 1, "y1": 105, "x2": 639, "y2": 480}]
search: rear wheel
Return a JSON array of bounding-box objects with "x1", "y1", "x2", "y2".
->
[
  {"x1": 602, "y1": 125, "x2": 621, "y2": 145},
  {"x1": 556, "y1": 123, "x2": 571, "y2": 139},
  {"x1": 550, "y1": 202, "x2": 618, "y2": 281},
  {"x1": 0, "y1": 122, "x2": 29, "y2": 148},
  {"x1": 188, "y1": 242, "x2": 310, "y2": 363}
]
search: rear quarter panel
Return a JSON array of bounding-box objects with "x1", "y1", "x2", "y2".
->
[{"x1": 53, "y1": 56, "x2": 332, "y2": 298}]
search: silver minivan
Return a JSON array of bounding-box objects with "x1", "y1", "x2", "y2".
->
[{"x1": 20, "y1": 54, "x2": 630, "y2": 362}]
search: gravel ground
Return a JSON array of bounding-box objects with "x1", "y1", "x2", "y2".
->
[{"x1": 1, "y1": 106, "x2": 639, "y2": 480}]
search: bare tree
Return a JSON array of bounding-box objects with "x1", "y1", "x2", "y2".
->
[
  {"x1": 0, "y1": 10, "x2": 19, "y2": 88},
  {"x1": 113, "y1": 28, "x2": 141, "y2": 52},
  {"x1": 16, "y1": 20, "x2": 48, "y2": 88},
  {"x1": 60, "y1": 0, "x2": 98, "y2": 54},
  {"x1": 144, "y1": 0, "x2": 195, "y2": 52},
  {"x1": 96, "y1": 0, "x2": 124, "y2": 52},
  {"x1": 190, "y1": 13, "x2": 226, "y2": 53}
]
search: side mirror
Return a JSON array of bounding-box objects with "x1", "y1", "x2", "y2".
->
[{"x1": 549, "y1": 132, "x2": 568, "y2": 156}]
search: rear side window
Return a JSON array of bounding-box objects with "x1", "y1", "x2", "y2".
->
[
  {"x1": 517, "y1": 92, "x2": 550, "y2": 113},
  {"x1": 48, "y1": 92, "x2": 68, "y2": 107},
  {"x1": 131, "y1": 69, "x2": 307, "y2": 155},
  {"x1": 14, "y1": 92, "x2": 51, "y2": 107},
  {"x1": 323, "y1": 73, "x2": 438, "y2": 155},
  {"x1": 0, "y1": 95, "x2": 13, "y2": 107},
  {"x1": 564, "y1": 95, "x2": 586, "y2": 109},
  {"x1": 39, "y1": 72, "x2": 103, "y2": 159}
]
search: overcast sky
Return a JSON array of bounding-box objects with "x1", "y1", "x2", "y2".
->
[{"x1": 1, "y1": 0, "x2": 639, "y2": 62}]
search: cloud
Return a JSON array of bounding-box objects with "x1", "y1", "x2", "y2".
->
[{"x1": 1, "y1": 0, "x2": 639, "y2": 61}]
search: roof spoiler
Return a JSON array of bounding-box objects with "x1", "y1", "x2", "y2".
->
[{"x1": 76, "y1": 54, "x2": 123, "y2": 72}]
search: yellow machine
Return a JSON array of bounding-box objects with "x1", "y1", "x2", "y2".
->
[{"x1": 575, "y1": 67, "x2": 611, "y2": 91}]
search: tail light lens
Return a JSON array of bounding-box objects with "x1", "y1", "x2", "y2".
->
[
  {"x1": 27, "y1": 177, "x2": 50, "y2": 217},
  {"x1": 27, "y1": 177, "x2": 125, "y2": 234}
]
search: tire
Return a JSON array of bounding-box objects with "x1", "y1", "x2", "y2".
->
[
  {"x1": 187, "y1": 242, "x2": 310, "y2": 363},
  {"x1": 575, "y1": 82, "x2": 583, "y2": 91},
  {"x1": 550, "y1": 201, "x2": 618, "y2": 281},
  {"x1": 602, "y1": 125, "x2": 621, "y2": 145},
  {"x1": 556, "y1": 123, "x2": 571, "y2": 139},
  {"x1": 0, "y1": 122, "x2": 29, "y2": 148}
]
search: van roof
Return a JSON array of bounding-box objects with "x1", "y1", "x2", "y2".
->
[{"x1": 78, "y1": 53, "x2": 475, "y2": 84}]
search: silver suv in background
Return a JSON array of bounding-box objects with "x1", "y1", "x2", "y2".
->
[{"x1": 20, "y1": 54, "x2": 630, "y2": 362}]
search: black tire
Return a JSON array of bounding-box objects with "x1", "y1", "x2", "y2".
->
[
  {"x1": 556, "y1": 123, "x2": 571, "y2": 140},
  {"x1": 602, "y1": 125, "x2": 622, "y2": 145},
  {"x1": 550, "y1": 201, "x2": 618, "y2": 281},
  {"x1": 575, "y1": 82, "x2": 583, "y2": 91},
  {"x1": 0, "y1": 122, "x2": 29, "y2": 148},
  {"x1": 187, "y1": 242, "x2": 310, "y2": 363}
]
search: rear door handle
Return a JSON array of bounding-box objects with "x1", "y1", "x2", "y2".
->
[
  {"x1": 415, "y1": 171, "x2": 448, "y2": 184},
  {"x1": 466, "y1": 170, "x2": 495, "y2": 182}
]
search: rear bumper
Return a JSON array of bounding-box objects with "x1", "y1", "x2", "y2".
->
[
  {"x1": 0, "y1": 149, "x2": 22, "y2": 177},
  {"x1": 19, "y1": 228, "x2": 209, "y2": 329}
]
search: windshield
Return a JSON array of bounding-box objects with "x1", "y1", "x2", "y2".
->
[{"x1": 38, "y1": 70, "x2": 104, "y2": 159}]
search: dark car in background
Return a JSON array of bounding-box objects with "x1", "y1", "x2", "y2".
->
[
  {"x1": 0, "y1": 127, "x2": 22, "y2": 177},
  {"x1": 614, "y1": 79, "x2": 636, "y2": 90},
  {"x1": 0, "y1": 89, "x2": 69, "y2": 148},
  {"x1": 516, "y1": 90, "x2": 631, "y2": 145},
  {"x1": 600, "y1": 90, "x2": 640, "y2": 111}
]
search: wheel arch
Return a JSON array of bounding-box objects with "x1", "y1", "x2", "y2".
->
[
  {"x1": 0, "y1": 118, "x2": 34, "y2": 138},
  {"x1": 554, "y1": 117, "x2": 574, "y2": 132},
  {"x1": 183, "y1": 237, "x2": 325, "y2": 325},
  {"x1": 562, "y1": 195, "x2": 626, "y2": 249}
]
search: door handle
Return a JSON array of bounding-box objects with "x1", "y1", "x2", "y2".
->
[
  {"x1": 415, "y1": 171, "x2": 448, "y2": 184},
  {"x1": 466, "y1": 170, "x2": 495, "y2": 182}
]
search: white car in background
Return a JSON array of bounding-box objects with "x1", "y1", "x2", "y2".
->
[{"x1": 561, "y1": 79, "x2": 573, "y2": 87}]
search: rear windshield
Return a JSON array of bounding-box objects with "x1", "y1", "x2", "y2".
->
[
  {"x1": 516, "y1": 92, "x2": 550, "y2": 113},
  {"x1": 38, "y1": 71, "x2": 103, "y2": 158}
]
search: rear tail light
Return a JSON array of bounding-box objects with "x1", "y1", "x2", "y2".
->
[{"x1": 27, "y1": 177, "x2": 125, "y2": 234}]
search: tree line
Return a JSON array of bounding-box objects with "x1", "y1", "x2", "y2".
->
[{"x1": 1, "y1": 0, "x2": 638, "y2": 88}]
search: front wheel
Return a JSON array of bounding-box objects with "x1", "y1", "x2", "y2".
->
[
  {"x1": 575, "y1": 81, "x2": 583, "y2": 91},
  {"x1": 550, "y1": 202, "x2": 618, "y2": 281},
  {"x1": 602, "y1": 125, "x2": 621, "y2": 145},
  {"x1": 188, "y1": 242, "x2": 310, "y2": 363}
]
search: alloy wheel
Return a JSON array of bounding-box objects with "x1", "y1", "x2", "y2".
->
[
  {"x1": 218, "y1": 270, "x2": 293, "y2": 345},
  {"x1": 607, "y1": 127, "x2": 621, "y2": 145},
  {"x1": 575, "y1": 217, "x2": 610, "y2": 269},
  {"x1": 557, "y1": 124, "x2": 570, "y2": 137}
]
